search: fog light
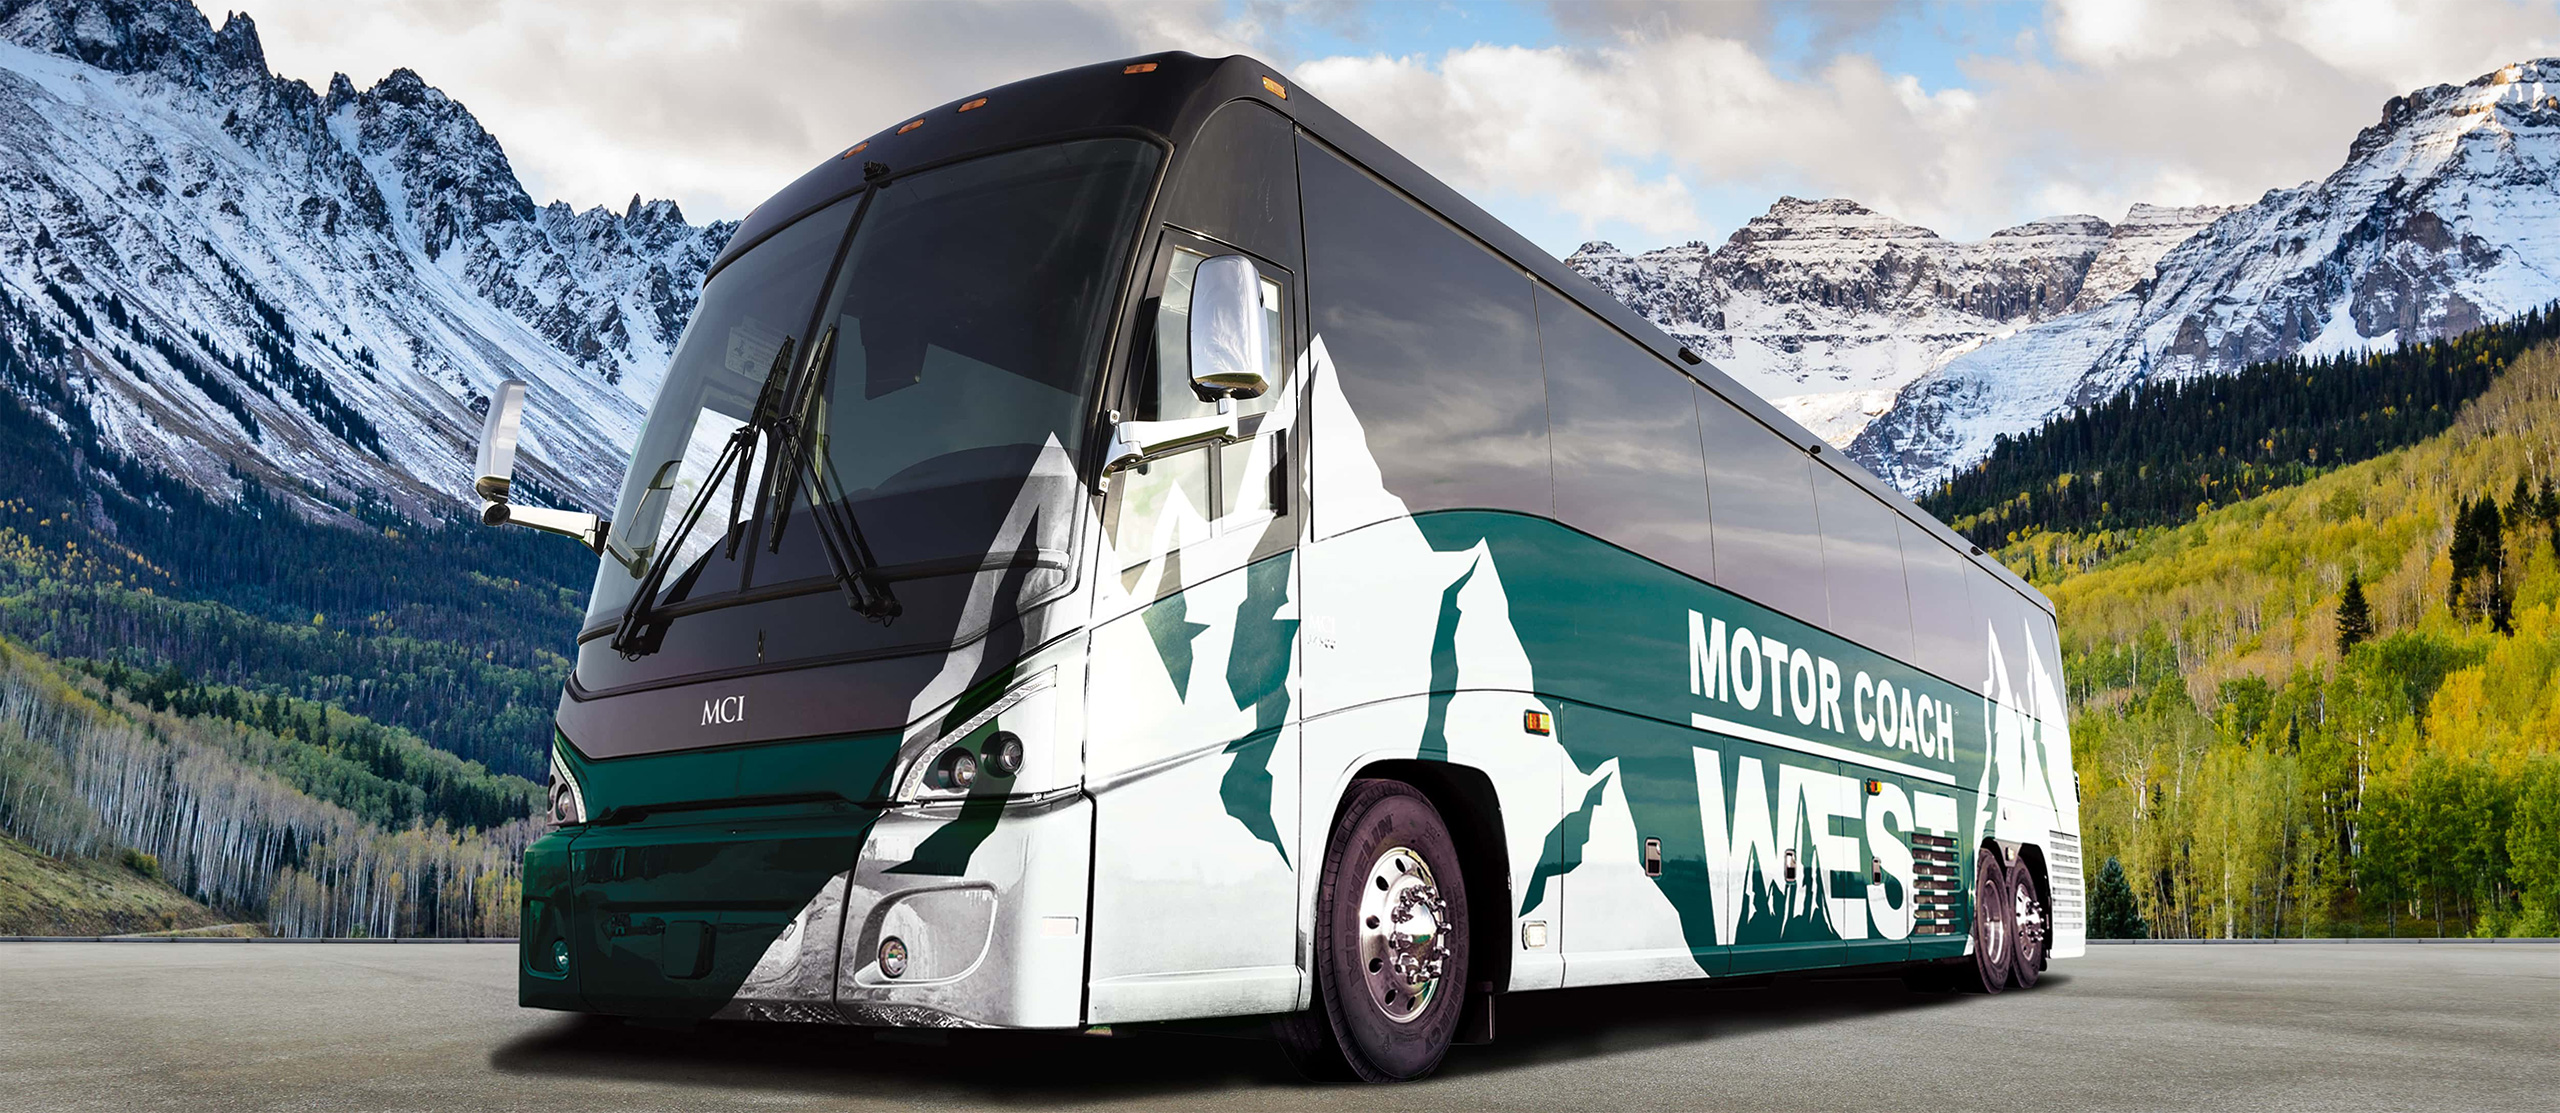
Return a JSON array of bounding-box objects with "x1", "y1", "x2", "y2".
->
[
  {"x1": 879, "y1": 936, "x2": 909, "y2": 979},
  {"x1": 930, "y1": 748, "x2": 977, "y2": 791},
  {"x1": 983, "y1": 731, "x2": 1024, "y2": 777},
  {"x1": 552, "y1": 940, "x2": 570, "y2": 972}
]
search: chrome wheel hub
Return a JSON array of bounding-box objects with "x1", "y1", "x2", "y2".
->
[
  {"x1": 2014, "y1": 878, "x2": 2046, "y2": 956},
  {"x1": 1356, "y1": 845, "x2": 1447, "y2": 1024}
]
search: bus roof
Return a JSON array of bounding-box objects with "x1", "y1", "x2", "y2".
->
[{"x1": 708, "y1": 52, "x2": 2052, "y2": 616}]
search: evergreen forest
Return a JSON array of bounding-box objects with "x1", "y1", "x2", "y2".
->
[
  {"x1": 1921, "y1": 301, "x2": 2560, "y2": 552},
  {"x1": 2020, "y1": 341, "x2": 2560, "y2": 937}
]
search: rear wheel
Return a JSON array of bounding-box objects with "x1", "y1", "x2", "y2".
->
[
  {"x1": 1281, "y1": 779, "x2": 1471, "y2": 1083},
  {"x1": 1964, "y1": 845, "x2": 2013, "y2": 994},
  {"x1": 2008, "y1": 858, "x2": 2047, "y2": 989}
]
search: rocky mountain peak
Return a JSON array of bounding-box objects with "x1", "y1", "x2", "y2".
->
[
  {"x1": 1988, "y1": 214, "x2": 2111, "y2": 241},
  {"x1": 0, "y1": 0, "x2": 736, "y2": 515},
  {"x1": 1569, "y1": 199, "x2": 2135, "y2": 444},
  {"x1": 0, "y1": 0, "x2": 261, "y2": 89},
  {"x1": 1727, "y1": 196, "x2": 1941, "y2": 246},
  {"x1": 1846, "y1": 58, "x2": 2560, "y2": 492}
]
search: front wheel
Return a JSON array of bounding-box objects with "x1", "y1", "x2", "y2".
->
[{"x1": 1280, "y1": 779, "x2": 1471, "y2": 1083}]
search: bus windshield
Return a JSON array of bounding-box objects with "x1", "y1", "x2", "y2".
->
[{"x1": 583, "y1": 137, "x2": 1162, "y2": 642}]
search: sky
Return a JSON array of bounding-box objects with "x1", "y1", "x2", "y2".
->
[{"x1": 204, "y1": 0, "x2": 2560, "y2": 260}]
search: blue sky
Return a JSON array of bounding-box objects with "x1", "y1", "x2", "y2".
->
[
  {"x1": 229, "y1": 0, "x2": 2560, "y2": 259},
  {"x1": 1249, "y1": 1, "x2": 2059, "y2": 253}
]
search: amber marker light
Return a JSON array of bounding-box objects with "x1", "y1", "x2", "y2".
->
[
  {"x1": 837, "y1": 141, "x2": 867, "y2": 159},
  {"x1": 1262, "y1": 75, "x2": 1288, "y2": 99},
  {"x1": 1866, "y1": 779, "x2": 1884, "y2": 796},
  {"x1": 897, "y1": 118, "x2": 924, "y2": 134},
  {"x1": 1124, "y1": 62, "x2": 1158, "y2": 74},
  {"x1": 958, "y1": 97, "x2": 987, "y2": 112},
  {"x1": 1523, "y1": 710, "x2": 1553, "y2": 736}
]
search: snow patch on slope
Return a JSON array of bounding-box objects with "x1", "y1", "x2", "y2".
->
[
  {"x1": 0, "y1": 0, "x2": 732, "y2": 515},
  {"x1": 1850, "y1": 59, "x2": 2560, "y2": 492}
]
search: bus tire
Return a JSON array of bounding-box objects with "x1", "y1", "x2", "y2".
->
[
  {"x1": 2008, "y1": 858, "x2": 2047, "y2": 989},
  {"x1": 1298, "y1": 778, "x2": 1471, "y2": 1083},
  {"x1": 1964, "y1": 845, "x2": 2013, "y2": 994}
]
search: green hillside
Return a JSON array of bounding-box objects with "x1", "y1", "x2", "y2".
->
[
  {"x1": 2017, "y1": 341, "x2": 2560, "y2": 938},
  {"x1": 0, "y1": 359, "x2": 593, "y2": 781},
  {"x1": 0, "y1": 636, "x2": 530, "y2": 937},
  {"x1": 0, "y1": 832, "x2": 233, "y2": 936}
]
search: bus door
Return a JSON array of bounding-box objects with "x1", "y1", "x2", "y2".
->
[{"x1": 1083, "y1": 232, "x2": 1305, "y2": 1022}]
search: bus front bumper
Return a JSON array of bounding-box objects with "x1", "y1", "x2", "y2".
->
[{"x1": 522, "y1": 791, "x2": 1093, "y2": 1030}]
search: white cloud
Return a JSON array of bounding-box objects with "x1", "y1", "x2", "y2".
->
[
  {"x1": 210, "y1": 0, "x2": 1252, "y2": 221},
  {"x1": 1296, "y1": 37, "x2": 2010, "y2": 242},
  {"x1": 1296, "y1": 0, "x2": 2560, "y2": 247},
  {"x1": 204, "y1": 0, "x2": 2560, "y2": 254}
]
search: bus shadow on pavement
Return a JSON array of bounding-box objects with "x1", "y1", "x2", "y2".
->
[{"x1": 488, "y1": 970, "x2": 2021, "y2": 1097}]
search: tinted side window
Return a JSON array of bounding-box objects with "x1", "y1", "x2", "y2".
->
[
  {"x1": 1697, "y1": 388, "x2": 1828, "y2": 626},
  {"x1": 2027, "y1": 604, "x2": 2065, "y2": 697},
  {"x1": 1812, "y1": 466, "x2": 1916, "y2": 662},
  {"x1": 1969, "y1": 572, "x2": 2038, "y2": 697},
  {"x1": 1300, "y1": 139, "x2": 1551, "y2": 532},
  {"x1": 1537, "y1": 285, "x2": 1713, "y2": 581},
  {"x1": 1159, "y1": 102, "x2": 1301, "y2": 269},
  {"x1": 1897, "y1": 516, "x2": 1981, "y2": 689}
]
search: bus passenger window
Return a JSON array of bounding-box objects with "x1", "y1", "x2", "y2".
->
[
  {"x1": 1899, "y1": 516, "x2": 1979, "y2": 686},
  {"x1": 1812, "y1": 466, "x2": 1917, "y2": 663},
  {"x1": 1697, "y1": 386, "x2": 1830, "y2": 627},
  {"x1": 1298, "y1": 138, "x2": 1551, "y2": 534},
  {"x1": 1537, "y1": 284, "x2": 1713, "y2": 583}
]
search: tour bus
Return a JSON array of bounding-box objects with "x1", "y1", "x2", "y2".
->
[{"x1": 471, "y1": 52, "x2": 2083, "y2": 1083}]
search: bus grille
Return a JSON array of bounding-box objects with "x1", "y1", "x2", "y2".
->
[
  {"x1": 1910, "y1": 831, "x2": 1961, "y2": 936},
  {"x1": 2047, "y1": 830, "x2": 2085, "y2": 936}
]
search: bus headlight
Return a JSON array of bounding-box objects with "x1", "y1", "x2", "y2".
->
[
  {"x1": 982, "y1": 731, "x2": 1024, "y2": 777},
  {"x1": 546, "y1": 744, "x2": 588, "y2": 827},
  {"x1": 929, "y1": 748, "x2": 978, "y2": 791},
  {"x1": 895, "y1": 671, "x2": 1056, "y2": 802}
]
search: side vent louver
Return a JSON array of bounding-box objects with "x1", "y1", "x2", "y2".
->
[
  {"x1": 1911, "y1": 831, "x2": 1961, "y2": 935},
  {"x1": 2048, "y1": 831, "x2": 2085, "y2": 937}
]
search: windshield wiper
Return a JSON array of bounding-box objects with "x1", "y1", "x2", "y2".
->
[
  {"x1": 610, "y1": 337, "x2": 796, "y2": 660},
  {"x1": 752, "y1": 324, "x2": 902, "y2": 623}
]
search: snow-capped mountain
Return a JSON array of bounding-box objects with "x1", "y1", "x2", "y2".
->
[
  {"x1": 1566, "y1": 199, "x2": 2235, "y2": 445},
  {"x1": 0, "y1": 0, "x2": 730, "y2": 515},
  {"x1": 1846, "y1": 60, "x2": 2560, "y2": 492}
]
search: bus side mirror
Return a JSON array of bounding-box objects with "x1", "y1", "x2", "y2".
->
[
  {"x1": 1187, "y1": 254, "x2": 1269, "y2": 401},
  {"x1": 474, "y1": 379, "x2": 525, "y2": 503},
  {"x1": 1104, "y1": 255, "x2": 1271, "y2": 476},
  {"x1": 472, "y1": 378, "x2": 608, "y2": 553}
]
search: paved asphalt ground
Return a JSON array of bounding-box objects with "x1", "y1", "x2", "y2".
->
[{"x1": 2, "y1": 942, "x2": 2553, "y2": 1112}]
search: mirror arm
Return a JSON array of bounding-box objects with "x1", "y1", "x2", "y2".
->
[
  {"x1": 1103, "y1": 411, "x2": 1239, "y2": 474},
  {"x1": 483, "y1": 501, "x2": 608, "y2": 554}
]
